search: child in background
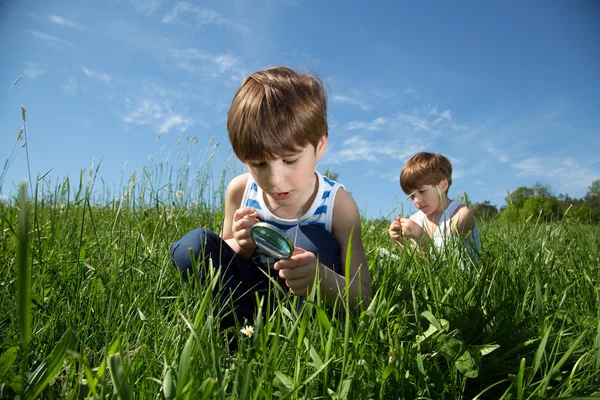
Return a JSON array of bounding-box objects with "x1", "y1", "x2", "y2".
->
[
  {"x1": 171, "y1": 66, "x2": 371, "y2": 330},
  {"x1": 388, "y1": 152, "x2": 481, "y2": 259}
]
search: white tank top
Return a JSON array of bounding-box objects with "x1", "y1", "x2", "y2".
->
[{"x1": 414, "y1": 200, "x2": 481, "y2": 254}]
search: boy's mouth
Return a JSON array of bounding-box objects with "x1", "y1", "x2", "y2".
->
[{"x1": 273, "y1": 191, "x2": 291, "y2": 200}]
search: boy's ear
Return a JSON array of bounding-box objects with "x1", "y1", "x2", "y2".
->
[
  {"x1": 316, "y1": 135, "x2": 328, "y2": 158},
  {"x1": 439, "y1": 179, "x2": 449, "y2": 192}
]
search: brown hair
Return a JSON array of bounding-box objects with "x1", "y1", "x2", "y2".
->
[
  {"x1": 400, "y1": 152, "x2": 453, "y2": 194},
  {"x1": 227, "y1": 66, "x2": 328, "y2": 162}
]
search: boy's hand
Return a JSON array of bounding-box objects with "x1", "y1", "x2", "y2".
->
[
  {"x1": 232, "y1": 207, "x2": 260, "y2": 252},
  {"x1": 274, "y1": 248, "x2": 319, "y2": 296},
  {"x1": 398, "y1": 216, "x2": 422, "y2": 240},
  {"x1": 388, "y1": 217, "x2": 405, "y2": 244}
]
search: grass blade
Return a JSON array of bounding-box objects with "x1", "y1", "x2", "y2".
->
[
  {"x1": 108, "y1": 352, "x2": 133, "y2": 400},
  {"x1": 26, "y1": 329, "x2": 74, "y2": 400},
  {"x1": 17, "y1": 181, "x2": 31, "y2": 348}
]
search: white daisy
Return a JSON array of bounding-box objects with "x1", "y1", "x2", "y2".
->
[{"x1": 240, "y1": 325, "x2": 254, "y2": 338}]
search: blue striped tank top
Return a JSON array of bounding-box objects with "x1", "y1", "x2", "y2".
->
[{"x1": 241, "y1": 170, "x2": 344, "y2": 264}]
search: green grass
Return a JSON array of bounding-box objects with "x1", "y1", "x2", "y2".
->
[{"x1": 1, "y1": 152, "x2": 599, "y2": 399}]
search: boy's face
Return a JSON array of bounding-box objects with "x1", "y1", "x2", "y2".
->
[
  {"x1": 410, "y1": 179, "x2": 448, "y2": 216},
  {"x1": 246, "y1": 136, "x2": 327, "y2": 210}
]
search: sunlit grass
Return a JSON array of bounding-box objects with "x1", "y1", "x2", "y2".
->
[{"x1": 1, "y1": 136, "x2": 599, "y2": 398}]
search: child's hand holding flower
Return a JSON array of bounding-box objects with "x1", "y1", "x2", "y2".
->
[{"x1": 398, "y1": 216, "x2": 422, "y2": 240}]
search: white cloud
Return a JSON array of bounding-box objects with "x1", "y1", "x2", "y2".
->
[
  {"x1": 453, "y1": 169, "x2": 465, "y2": 180},
  {"x1": 159, "y1": 114, "x2": 193, "y2": 133},
  {"x1": 23, "y1": 62, "x2": 45, "y2": 79},
  {"x1": 395, "y1": 113, "x2": 433, "y2": 131},
  {"x1": 131, "y1": 0, "x2": 162, "y2": 15},
  {"x1": 162, "y1": 3, "x2": 250, "y2": 34},
  {"x1": 28, "y1": 30, "x2": 74, "y2": 46},
  {"x1": 0, "y1": 194, "x2": 8, "y2": 203},
  {"x1": 513, "y1": 156, "x2": 599, "y2": 193},
  {"x1": 347, "y1": 117, "x2": 387, "y2": 131},
  {"x1": 325, "y1": 136, "x2": 423, "y2": 164},
  {"x1": 48, "y1": 15, "x2": 83, "y2": 29},
  {"x1": 169, "y1": 48, "x2": 239, "y2": 73},
  {"x1": 123, "y1": 99, "x2": 164, "y2": 125},
  {"x1": 123, "y1": 98, "x2": 194, "y2": 134},
  {"x1": 483, "y1": 143, "x2": 509, "y2": 163},
  {"x1": 62, "y1": 77, "x2": 78, "y2": 95},
  {"x1": 332, "y1": 94, "x2": 372, "y2": 111},
  {"x1": 82, "y1": 66, "x2": 112, "y2": 83}
]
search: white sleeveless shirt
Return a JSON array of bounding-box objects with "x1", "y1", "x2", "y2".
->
[{"x1": 414, "y1": 200, "x2": 481, "y2": 255}]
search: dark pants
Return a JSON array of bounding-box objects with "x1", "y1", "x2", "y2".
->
[{"x1": 170, "y1": 224, "x2": 341, "y2": 329}]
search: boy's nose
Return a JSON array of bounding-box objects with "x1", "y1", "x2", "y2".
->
[{"x1": 268, "y1": 166, "x2": 284, "y2": 185}]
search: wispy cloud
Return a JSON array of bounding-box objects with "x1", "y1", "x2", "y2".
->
[
  {"x1": 62, "y1": 77, "x2": 79, "y2": 95},
  {"x1": 131, "y1": 0, "x2": 162, "y2": 15},
  {"x1": 48, "y1": 15, "x2": 83, "y2": 29},
  {"x1": 483, "y1": 143, "x2": 509, "y2": 163},
  {"x1": 159, "y1": 114, "x2": 193, "y2": 134},
  {"x1": 28, "y1": 30, "x2": 74, "y2": 46},
  {"x1": 123, "y1": 98, "x2": 194, "y2": 134},
  {"x1": 324, "y1": 135, "x2": 423, "y2": 164},
  {"x1": 453, "y1": 169, "x2": 465, "y2": 180},
  {"x1": 82, "y1": 66, "x2": 112, "y2": 83},
  {"x1": 332, "y1": 93, "x2": 372, "y2": 110},
  {"x1": 347, "y1": 117, "x2": 387, "y2": 131},
  {"x1": 346, "y1": 106, "x2": 456, "y2": 135},
  {"x1": 169, "y1": 48, "x2": 239, "y2": 74},
  {"x1": 23, "y1": 61, "x2": 45, "y2": 79},
  {"x1": 513, "y1": 156, "x2": 599, "y2": 194},
  {"x1": 162, "y1": 3, "x2": 250, "y2": 34}
]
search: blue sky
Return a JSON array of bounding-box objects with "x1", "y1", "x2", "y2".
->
[{"x1": 1, "y1": 0, "x2": 599, "y2": 219}]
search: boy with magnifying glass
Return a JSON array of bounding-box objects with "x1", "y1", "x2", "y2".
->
[{"x1": 170, "y1": 66, "x2": 372, "y2": 330}]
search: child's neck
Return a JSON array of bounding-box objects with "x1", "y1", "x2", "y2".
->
[
  {"x1": 263, "y1": 172, "x2": 319, "y2": 220},
  {"x1": 425, "y1": 195, "x2": 452, "y2": 223}
]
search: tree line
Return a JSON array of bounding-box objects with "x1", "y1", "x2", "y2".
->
[{"x1": 467, "y1": 179, "x2": 600, "y2": 223}]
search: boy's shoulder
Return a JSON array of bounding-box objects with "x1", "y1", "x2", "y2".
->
[
  {"x1": 449, "y1": 202, "x2": 477, "y2": 233},
  {"x1": 226, "y1": 173, "x2": 251, "y2": 199},
  {"x1": 228, "y1": 173, "x2": 250, "y2": 189},
  {"x1": 450, "y1": 201, "x2": 474, "y2": 220},
  {"x1": 331, "y1": 187, "x2": 358, "y2": 218}
]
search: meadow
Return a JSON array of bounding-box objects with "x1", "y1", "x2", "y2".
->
[{"x1": 1, "y1": 138, "x2": 599, "y2": 399}]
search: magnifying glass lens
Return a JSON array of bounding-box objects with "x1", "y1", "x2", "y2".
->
[{"x1": 250, "y1": 223, "x2": 294, "y2": 259}]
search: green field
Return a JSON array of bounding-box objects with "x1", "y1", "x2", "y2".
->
[{"x1": 1, "y1": 161, "x2": 600, "y2": 399}]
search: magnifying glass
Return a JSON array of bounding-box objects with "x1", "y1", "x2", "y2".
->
[{"x1": 250, "y1": 222, "x2": 295, "y2": 259}]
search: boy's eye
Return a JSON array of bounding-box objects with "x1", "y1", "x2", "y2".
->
[
  {"x1": 250, "y1": 162, "x2": 265, "y2": 168},
  {"x1": 283, "y1": 159, "x2": 298, "y2": 165}
]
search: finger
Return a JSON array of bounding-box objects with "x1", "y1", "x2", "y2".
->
[
  {"x1": 274, "y1": 248, "x2": 313, "y2": 270},
  {"x1": 285, "y1": 276, "x2": 312, "y2": 291},
  {"x1": 234, "y1": 207, "x2": 257, "y2": 221},
  {"x1": 289, "y1": 287, "x2": 308, "y2": 296},
  {"x1": 278, "y1": 264, "x2": 310, "y2": 280}
]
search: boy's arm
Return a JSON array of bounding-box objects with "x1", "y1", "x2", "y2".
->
[
  {"x1": 450, "y1": 206, "x2": 477, "y2": 236},
  {"x1": 321, "y1": 188, "x2": 372, "y2": 309},
  {"x1": 403, "y1": 214, "x2": 430, "y2": 248},
  {"x1": 221, "y1": 174, "x2": 255, "y2": 260}
]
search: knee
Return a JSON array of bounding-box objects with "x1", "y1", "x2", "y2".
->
[{"x1": 170, "y1": 228, "x2": 216, "y2": 275}]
